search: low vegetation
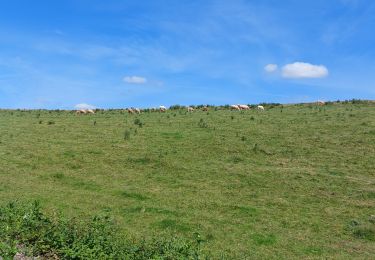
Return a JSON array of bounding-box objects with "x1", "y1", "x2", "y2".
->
[
  {"x1": 0, "y1": 201, "x2": 203, "y2": 259},
  {"x1": 0, "y1": 100, "x2": 374, "y2": 258}
]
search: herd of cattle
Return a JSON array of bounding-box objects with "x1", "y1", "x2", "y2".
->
[
  {"x1": 75, "y1": 104, "x2": 267, "y2": 115},
  {"x1": 75, "y1": 101, "x2": 329, "y2": 115}
]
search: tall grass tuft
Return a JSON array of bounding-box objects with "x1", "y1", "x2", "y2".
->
[{"x1": 124, "y1": 130, "x2": 131, "y2": 140}]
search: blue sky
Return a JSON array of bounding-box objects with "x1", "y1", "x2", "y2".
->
[{"x1": 0, "y1": 0, "x2": 374, "y2": 109}]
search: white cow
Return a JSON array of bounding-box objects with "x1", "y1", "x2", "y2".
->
[
  {"x1": 238, "y1": 104, "x2": 250, "y2": 110},
  {"x1": 160, "y1": 105, "x2": 167, "y2": 112},
  {"x1": 187, "y1": 107, "x2": 194, "y2": 112},
  {"x1": 76, "y1": 109, "x2": 87, "y2": 115},
  {"x1": 134, "y1": 108, "x2": 141, "y2": 114},
  {"x1": 87, "y1": 109, "x2": 95, "y2": 114},
  {"x1": 257, "y1": 105, "x2": 265, "y2": 111},
  {"x1": 230, "y1": 105, "x2": 240, "y2": 111}
]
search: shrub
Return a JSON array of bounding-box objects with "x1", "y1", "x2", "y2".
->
[
  {"x1": 0, "y1": 201, "x2": 205, "y2": 259},
  {"x1": 133, "y1": 118, "x2": 144, "y2": 128},
  {"x1": 124, "y1": 130, "x2": 131, "y2": 140}
]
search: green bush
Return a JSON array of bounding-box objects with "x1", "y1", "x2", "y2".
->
[
  {"x1": 134, "y1": 118, "x2": 144, "y2": 128},
  {"x1": 0, "y1": 201, "x2": 205, "y2": 259},
  {"x1": 124, "y1": 130, "x2": 131, "y2": 140}
]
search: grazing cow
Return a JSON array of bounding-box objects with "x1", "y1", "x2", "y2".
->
[
  {"x1": 230, "y1": 105, "x2": 240, "y2": 111},
  {"x1": 238, "y1": 104, "x2": 250, "y2": 110},
  {"x1": 187, "y1": 107, "x2": 194, "y2": 112},
  {"x1": 76, "y1": 109, "x2": 87, "y2": 115},
  {"x1": 202, "y1": 106, "x2": 209, "y2": 111},
  {"x1": 257, "y1": 105, "x2": 265, "y2": 111},
  {"x1": 87, "y1": 109, "x2": 95, "y2": 114},
  {"x1": 134, "y1": 108, "x2": 141, "y2": 114},
  {"x1": 317, "y1": 100, "x2": 325, "y2": 106},
  {"x1": 127, "y1": 108, "x2": 134, "y2": 114},
  {"x1": 160, "y1": 105, "x2": 167, "y2": 112}
]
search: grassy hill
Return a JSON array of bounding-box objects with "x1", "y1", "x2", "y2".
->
[{"x1": 0, "y1": 101, "x2": 374, "y2": 258}]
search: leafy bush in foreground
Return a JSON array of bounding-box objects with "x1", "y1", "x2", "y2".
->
[{"x1": 0, "y1": 201, "x2": 204, "y2": 259}]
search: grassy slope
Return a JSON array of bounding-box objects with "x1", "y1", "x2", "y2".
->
[{"x1": 0, "y1": 103, "x2": 374, "y2": 259}]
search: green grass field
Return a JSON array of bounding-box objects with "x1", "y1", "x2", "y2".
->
[{"x1": 0, "y1": 101, "x2": 374, "y2": 259}]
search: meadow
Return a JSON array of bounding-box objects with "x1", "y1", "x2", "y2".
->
[{"x1": 0, "y1": 101, "x2": 374, "y2": 259}]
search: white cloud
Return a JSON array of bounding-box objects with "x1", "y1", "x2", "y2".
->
[
  {"x1": 123, "y1": 76, "x2": 147, "y2": 84},
  {"x1": 282, "y1": 62, "x2": 328, "y2": 78},
  {"x1": 264, "y1": 64, "x2": 278, "y2": 73},
  {"x1": 74, "y1": 103, "x2": 96, "y2": 110}
]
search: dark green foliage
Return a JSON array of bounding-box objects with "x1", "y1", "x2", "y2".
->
[
  {"x1": 0, "y1": 201, "x2": 204, "y2": 259},
  {"x1": 169, "y1": 104, "x2": 182, "y2": 110},
  {"x1": 347, "y1": 219, "x2": 375, "y2": 242},
  {"x1": 258, "y1": 102, "x2": 281, "y2": 108},
  {"x1": 124, "y1": 130, "x2": 131, "y2": 140},
  {"x1": 353, "y1": 226, "x2": 375, "y2": 241},
  {"x1": 134, "y1": 118, "x2": 144, "y2": 127}
]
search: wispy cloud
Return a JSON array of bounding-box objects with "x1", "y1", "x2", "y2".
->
[
  {"x1": 123, "y1": 76, "x2": 147, "y2": 84},
  {"x1": 264, "y1": 64, "x2": 278, "y2": 73}
]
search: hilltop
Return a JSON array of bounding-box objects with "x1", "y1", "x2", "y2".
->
[{"x1": 0, "y1": 100, "x2": 374, "y2": 258}]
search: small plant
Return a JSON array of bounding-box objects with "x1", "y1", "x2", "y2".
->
[
  {"x1": 231, "y1": 116, "x2": 234, "y2": 120},
  {"x1": 230, "y1": 155, "x2": 244, "y2": 163},
  {"x1": 198, "y1": 118, "x2": 208, "y2": 128},
  {"x1": 124, "y1": 130, "x2": 131, "y2": 140},
  {"x1": 347, "y1": 219, "x2": 375, "y2": 242},
  {"x1": 47, "y1": 120, "x2": 55, "y2": 125},
  {"x1": 134, "y1": 118, "x2": 144, "y2": 127}
]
